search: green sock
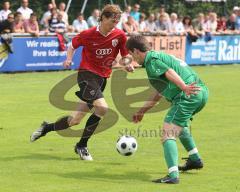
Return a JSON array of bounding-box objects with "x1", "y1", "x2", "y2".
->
[
  {"x1": 163, "y1": 139, "x2": 179, "y2": 178},
  {"x1": 179, "y1": 127, "x2": 201, "y2": 161}
]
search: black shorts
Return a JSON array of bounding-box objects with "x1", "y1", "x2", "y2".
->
[{"x1": 75, "y1": 70, "x2": 107, "y2": 105}]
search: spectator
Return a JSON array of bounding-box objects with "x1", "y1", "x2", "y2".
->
[
  {"x1": 203, "y1": 12, "x2": 218, "y2": 34},
  {"x1": 0, "y1": 13, "x2": 14, "y2": 53},
  {"x1": 226, "y1": 13, "x2": 236, "y2": 33},
  {"x1": 0, "y1": 13, "x2": 14, "y2": 33},
  {"x1": 17, "y1": 0, "x2": 33, "y2": 20},
  {"x1": 123, "y1": 15, "x2": 138, "y2": 34},
  {"x1": 235, "y1": 8, "x2": 240, "y2": 31},
  {"x1": 48, "y1": 12, "x2": 67, "y2": 33},
  {"x1": 145, "y1": 13, "x2": 157, "y2": 32},
  {"x1": 217, "y1": 15, "x2": 227, "y2": 33},
  {"x1": 138, "y1": 13, "x2": 146, "y2": 32},
  {"x1": 168, "y1": 13, "x2": 183, "y2": 35},
  {"x1": 233, "y1": 6, "x2": 239, "y2": 15},
  {"x1": 183, "y1": 16, "x2": 198, "y2": 42},
  {"x1": 156, "y1": 13, "x2": 169, "y2": 35},
  {"x1": 24, "y1": 13, "x2": 39, "y2": 37},
  {"x1": 122, "y1": 5, "x2": 131, "y2": 23},
  {"x1": 87, "y1": 9, "x2": 100, "y2": 28},
  {"x1": 155, "y1": 4, "x2": 166, "y2": 20},
  {"x1": 13, "y1": 12, "x2": 25, "y2": 33},
  {"x1": 44, "y1": 8, "x2": 58, "y2": 32},
  {"x1": 175, "y1": 16, "x2": 185, "y2": 35},
  {"x1": 193, "y1": 13, "x2": 205, "y2": 36},
  {"x1": 58, "y1": 2, "x2": 68, "y2": 26},
  {"x1": 40, "y1": 3, "x2": 54, "y2": 26},
  {"x1": 72, "y1": 13, "x2": 88, "y2": 33},
  {"x1": 0, "y1": 1, "x2": 11, "y2": 22},
  {"x1": 130, "y1": 4, "x2": 140, "y2": 23}
]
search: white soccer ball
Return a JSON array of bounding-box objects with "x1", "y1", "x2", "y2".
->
[{"x1": 116, "y1": 135, "x2": 138, "y2": 156}]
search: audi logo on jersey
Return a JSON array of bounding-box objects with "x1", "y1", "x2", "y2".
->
[{"x1": 96, "y1": 48, "x2": 112, "y2": 56}]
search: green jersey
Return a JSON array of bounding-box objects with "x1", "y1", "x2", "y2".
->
[{"x1": 143, "y1": 50, "x2": 203, "y2": 101}]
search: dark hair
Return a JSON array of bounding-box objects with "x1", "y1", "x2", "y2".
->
[
  {"x1": 182, "y1": 16, "x2": 192, "y2": 25},
  {"x1": 30, "y1": 12, "x2": 37, "y2": 17},
  {"x1": 78, "y1": 12, "x2": 84, "y2": 17},
  {"x1": 14, "y1": 12, "x2": 22, "y2": 18},
  {"x1": 100, "y1": 4, "x2": 122, "y2": 21},
  {"x1": 126, "y1": 35, "x2": 151, "y2": 52}
]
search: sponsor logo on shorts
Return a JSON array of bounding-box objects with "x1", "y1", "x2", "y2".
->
[{"x1": 96, "y1": 48, "x2": 112, "y2": 56}]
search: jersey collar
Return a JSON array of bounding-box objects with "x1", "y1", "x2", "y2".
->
[{"x1": 96, "y1": 24, "x2": 115, "y2": 37}]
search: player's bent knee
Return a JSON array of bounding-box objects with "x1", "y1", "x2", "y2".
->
[
  {"x1": 68, "y1": 116, "x2": 81, "y2": 126},
  {"x1": 161, "y1": 124, "x2": 182, "y2": 143},
  {"x1": 95, "y1": 105, "x2": 108, "y2": 117}
]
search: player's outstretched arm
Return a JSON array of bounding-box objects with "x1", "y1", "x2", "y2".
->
[
  {"x1": 165, "y1": 69, "x2": 201, "y2": 96},
  {"x1": 63, "y1": 45, "x2": 75, "y2": 68},
  {"x1": 133, "y1": 91, "x2": 162, "y2": 123}
]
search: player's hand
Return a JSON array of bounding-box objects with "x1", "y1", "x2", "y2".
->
[
  {"x1": 182, "y1": 82, "x2": 201, "y2": 96},
  {"x1": 63, "y1": 60, "x2": 72, "y2": 68},
  {"x1": 125, "y1": 64, "x2": 135, "y2": 72},
  {"x1": 132, "y1": 111, "x2": 144, "y2": 123}
]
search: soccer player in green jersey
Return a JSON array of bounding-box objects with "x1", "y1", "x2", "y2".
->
[{"x1": 126, "y1": 35, "x2": 209, "y2": 184}]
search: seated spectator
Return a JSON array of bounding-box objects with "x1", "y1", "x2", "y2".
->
[
  {"x1": 122, "y1": 6, "x2": 131, "y2": 23},
  {"x1": 145, "y1": 13, "x2": 157, "y2": 32},
  {"x1": 0, "y1": 1, "x2": 11, "y2": 22},
  {"x1": 24, "y1": 13, "x2": 39, "y2": 37},
  {"x1": 0, "y1": 13, "x2": 14, "y2": 33},
  {"x1": 192, "y1": 13, "x2": 205, "y2": 36},
  {"x1": 123, "y1": 16, "x2": 138, "y2": 34},
  {"x1": 13, "y1": 12, "x2": 25, "y2": 33},
  {"x1": 130, "y1": 4, "x2": 140, "y2": 23},
  {"x1": 217, "y1": 15, "x2": 227, "y2": 33},
  {"x1": 226, "y1": 13, "x2": 236, "y2": 33},
  {"x1": 72, "y1": 13, "x2": 88, "y2": 33},
  {"x1": 48, "y1": 12, "x2": 67, "y2": 33},
  {"x1": 17, "y1": 0, "x2": 33, "y2": 20},
  {"x1": 40, "y1": 3, "x2": 54, "y2": 26},
  {"x1": 183, "y1": 16, "x2": 198, "y2": 42},
  {"x1": 156, "y1": 13, "x2": 169, "y2": 35},
  {"x1": 138, "y1": 13, "x2": 146, "y2": 32},
  {"x1": 87, "y1": 9, "x2": 100, "y2": 28}
]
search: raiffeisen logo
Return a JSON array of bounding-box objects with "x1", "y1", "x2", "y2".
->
[
  {"x1": 0, "y1": 42, "x2": 9, "y2": 68},
  {"x1": 218, "y1": 38, "x2": 240, "y2": 61}
]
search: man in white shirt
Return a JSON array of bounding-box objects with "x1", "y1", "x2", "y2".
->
[
  {"x1": 72, "y1": 13, "x2": 88, "y2": 33},
  {"x1": 145, "y1": 13, "x2": 157, "y2": 32},
  {"x1": 17, "y1": 0, "x2": 33, "y2": 20},
  {"x1": 0, "y1": 1, "x2": 11, "y2": 22},
  {"x1": 40, "y1": 3, "x2": 53, "y2": 26},
  {"x1": 87, "y1": 9, "x2": 100, "y2": 28}
]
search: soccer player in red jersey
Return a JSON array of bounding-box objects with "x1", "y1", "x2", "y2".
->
[{"x1": 30, "y1": 4, "x2": 133, "y2": 160}]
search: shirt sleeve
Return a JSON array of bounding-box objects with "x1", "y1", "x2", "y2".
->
[
  {"x1": 71, "y1": 31, "x2": 85, "y2": 49},
  {"x1": 148, "y1": 59, "x2": 170, "y2": 77},
  {"x1": 119, "y1": 33, "x2": 128, "y2": 57}
]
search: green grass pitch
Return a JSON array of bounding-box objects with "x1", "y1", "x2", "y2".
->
[{"x1": 0, "y1": 65, "x2": 240, "y2": 192}]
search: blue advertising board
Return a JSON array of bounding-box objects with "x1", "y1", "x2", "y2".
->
[
  {"x1": 0, "y1": 36, "x2": 82, "y2": 72},
  {"x1": 185, "y1": 35, "x2": 240, "y2": 65}
]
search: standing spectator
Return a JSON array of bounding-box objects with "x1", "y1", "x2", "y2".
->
[
  {"x1": 72, "y1": 13, "x2": 88, "y2": 33},
  {"x1": 233, "y1": 6, "x2": 239, "y2": 15},
  {"x1": 226, "y1": 13, "x2": 236, "y2": 33},
  {"x1": 48, "y1": 12, "x2": 66, "y2": 33},
  {"x1": 40, "y1": 3, "x2": 54, "y2": 26},
  {"x1": 175, "y1": 16, "x2": 185, "y2": 35},
  {"x1": 13, "y1": 12, "x2": 25, "y2": 33},
  {"x1": 168, "y1": 13, "x2": 178, "y2": 35},
  {"x1": 235, "y1": 8, "x2": 240, "y2": 31},
  {"x1": 138, "y1": 13, "x2": 146, "y2": 32},
  {"x1": 17, "y1": 0, "x2": 33, "y2": 20},
  {"x1": 123, "y1": 15, "x2": 138, "y2": 33},
  {"x1": 0, "y1": 1, "x2": 11, "y2": 22},
  {"x1": 58, "y1": 2, "x2": 68, "y2": 26},
  {"x1": 44, "y1": 8, "x2": 57, "y2": 32},
  {"x1": 130, "y1": 4, "x2": 140, "y2": 23},
  {"x1": 122, "y1": 5, "x2": 131, "y2": 23},
  {"x1": 145, "y1": 13, "x2": 157, "y2": 32},
  {"x1": 24, "y1": 13, "x2": 39, "y2": 37},
  {"x1": 0, "y1": 13, "x2": 14, "y2": 33},
  {"x1": 156, "y1": 13, "x2": 169, "y2": 35},
  {"x1": 0, "y1": 13, "x2": 14, "y2": 53},
  {"x1": 217, "y1": 15, "x2": 227, "y2": 33},
  {"x1": 193, "y1": 13, "x2": 205, "y2": 36},
  {"x1": 87, "y1": 9, "x2": 100, "y2": 28},
  {"x1": 203, "y1": 12, "x2": 218, "y2": 34},
  {"x1": 155, "y1": 4, "x2": 166, "y2": 20}
]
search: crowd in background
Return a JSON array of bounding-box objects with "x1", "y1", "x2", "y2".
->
[{"x1": 0, "y1": 0, "x2": 240, "y2": 39}]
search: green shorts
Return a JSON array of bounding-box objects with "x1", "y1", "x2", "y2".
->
[{"x1": 164, "y1": 85, "x2": 209, "y2": 128}]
